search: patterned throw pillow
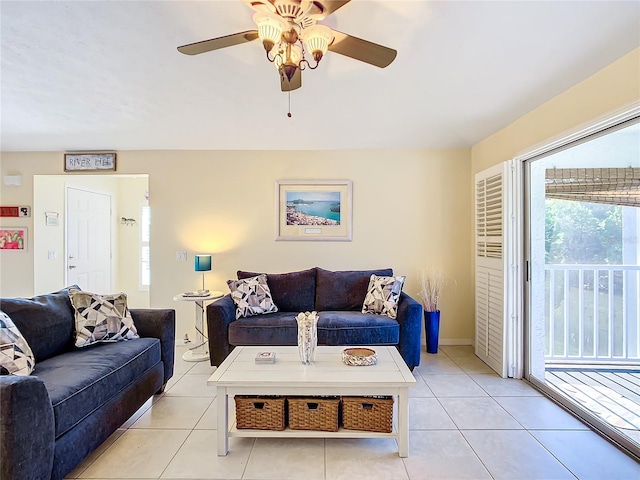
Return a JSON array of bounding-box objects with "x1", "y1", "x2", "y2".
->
[
  {"x1": 227, "y1": 274, "x2": 279, "y2": 319},
  {"x1": 361, "y1": 274, "x2": 406, "y2": 319},
  {"x1": 69, "y1": 289, "x2": 139, "y2": 348},
  {"x1": 0, "y1": 310, "x2": 35, "y2": 375}
]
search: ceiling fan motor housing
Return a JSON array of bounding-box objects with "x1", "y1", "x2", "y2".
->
[{"x1": 244, "y1": 0, "x2": 327, "y2": 29}]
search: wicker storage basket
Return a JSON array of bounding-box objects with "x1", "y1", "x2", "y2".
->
[
  {"x1": 342, "y1": 396, "x2": 394, "y2": 433},
  {"x1": 287, "y1": 397, "x2": 340, "y2": 432},
  {"x1": 235, "y1": 396, "x2": 286, "y2": 431}
]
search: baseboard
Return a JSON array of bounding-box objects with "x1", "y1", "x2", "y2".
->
[{"x1": 422, "y1": 338, "x2": 474, "y2": 346}]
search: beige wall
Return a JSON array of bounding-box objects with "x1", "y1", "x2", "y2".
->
[
  {"x1": 1, "y1": 149, "x2": 473, "y2": 343},
  {"x1": 472, "y1": 47, "x2": 640, "y2": 173},
  {"x1": 116, "y1": 176, "x2": 150, "y2": 308}
]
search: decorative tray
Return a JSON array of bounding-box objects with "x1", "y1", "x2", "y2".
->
[{"x1": 342, "y1": 348, "x2": 377, "y2": 366}]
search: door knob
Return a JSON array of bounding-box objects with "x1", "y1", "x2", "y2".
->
[{"x1": 68, "y1": 265, "x2": 77, "y2": 270}]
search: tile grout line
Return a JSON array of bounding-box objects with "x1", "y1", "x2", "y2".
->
[{"x1": 429, "y1": 349, "x2": 497, "y2": 480}]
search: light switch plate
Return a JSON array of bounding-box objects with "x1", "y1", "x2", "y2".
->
[{"x1": 176, "y1": 251, "x2": 187, "y2": 261}]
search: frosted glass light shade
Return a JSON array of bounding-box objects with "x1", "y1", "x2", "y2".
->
[
  {"x1": 253, "y1": 12, "x2": 286, "y2": 48},
  {"x1": 301, "y1": 24, "x2": 333, "y2": 58}
]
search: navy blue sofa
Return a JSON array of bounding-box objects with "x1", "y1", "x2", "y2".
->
[
  {"x1": 207, "y1": 268, "x2": 422, "y2": 369},
  {"x1": 0, "y1": 288, "x2": 175, "y2": 480}
]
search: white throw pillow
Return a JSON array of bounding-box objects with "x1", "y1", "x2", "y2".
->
[
  {"x1": 69, "y1": 289, "x2": 139, "y2": 348},
  {"x1": 361, "y1": 274, "x2": 406, "y2": 319},
  {"x1": 227, "y1": 274, "x2": 278, "y2": 319},
  {"x1": 0, "y1": 310, "x2": 35, "y2": 375}
]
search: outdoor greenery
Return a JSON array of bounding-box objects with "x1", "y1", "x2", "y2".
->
[{"x1": 545, "y1": 198, "x2": 623, "y2": 264}]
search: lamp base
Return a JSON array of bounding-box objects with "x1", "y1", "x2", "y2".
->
[{"x1": 182, "y1": 350, "x2": 210, "y2": 362}]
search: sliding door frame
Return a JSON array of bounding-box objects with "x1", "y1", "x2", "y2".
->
[{"x1": 519, "y1": 103, "x2": 640, "y2": 460}]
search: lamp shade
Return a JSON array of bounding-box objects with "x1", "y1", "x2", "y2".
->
[
  {"x1": 253, "y1": 12, "x2": 286, "y2": 50},
  {"x1": 301, "y1": 24, "x2": 333, "y2": 61},
  {"x1": 194, "y1": 255, "x2": 212, "y2": 272}
]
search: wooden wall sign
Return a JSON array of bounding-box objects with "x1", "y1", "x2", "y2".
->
[{"x1": 64, "y1": 153, "x2": 116, "y2": 172}]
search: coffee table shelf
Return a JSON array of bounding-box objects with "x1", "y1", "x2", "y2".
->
[
  {"x1": 229, "y1": 424, "x2": 398, "y2": 438},
  {"x1": 208, "y1": 346, "x2": 415, "y2": 457}
]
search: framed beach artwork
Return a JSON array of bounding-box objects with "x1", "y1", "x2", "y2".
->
[
  {"x1": 0, "y1": 227, "x2": 27, "y2": 251},
  {"x1": 276, "y1": 180, "x2": 353, "y2": 241}
]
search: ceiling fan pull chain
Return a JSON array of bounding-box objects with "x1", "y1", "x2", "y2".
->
[{"x1": 287, "y1": 91, "x2": 292, "y2": 118}]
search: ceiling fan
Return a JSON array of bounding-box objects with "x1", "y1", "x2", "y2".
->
[{"x1": 177, "y1": 0, "x2": 397, "y2": 93}]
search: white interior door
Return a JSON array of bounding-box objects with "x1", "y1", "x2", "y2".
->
[{"x1": 66, "y1": 187, "x2": 112, "y2": 291}]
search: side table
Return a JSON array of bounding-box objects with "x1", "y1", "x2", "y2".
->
[{"x1": 173, "y1": 291, "x2": 223, "y2": 362}]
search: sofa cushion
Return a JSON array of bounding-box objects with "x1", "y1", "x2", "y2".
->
[
  {"x1": 69, "y1": 289, "x2": 139, "y2": 347},
  {"x1": 228, "y1": 311, "x2": 399, "y2": 347},
  {"x1": 0, "y1": 286, "x2": 78, "y2": 362},
  {"x1": 315, "y1": 268, "x2": 393, "y2": 311},
  {"x1": 34, "y1": 338, "x2": 161, "y2": 438},
  {"x1": 362, "y1": 274, "x2": 406, "y2": 319},
  {"x1": 318, "y1": 311, "x2": 399, "y2": 345},
  {"x1": 0, "y1": 310, "x2": 35, "y2": 375},
  {"x1": 237, "y1": 268, "x2": 316, "y2": 312},
  {"x1": 229, "y1": 312, "x2": 298, "y2": 345},
  {"x1": 228, "y1": 274, "x2": 278, "y2": 319}
]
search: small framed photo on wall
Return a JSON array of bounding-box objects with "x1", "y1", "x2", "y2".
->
[{"x1": 0, "y1": 227, "x2": 27, "y2": 251}]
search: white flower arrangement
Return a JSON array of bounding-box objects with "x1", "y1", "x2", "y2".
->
[{"x1": 419, "y1": 268, "x2": 446, "y2": 312}]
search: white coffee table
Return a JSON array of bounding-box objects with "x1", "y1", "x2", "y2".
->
[{"x1": 208, "y1": 345, "x2": 416, "y2": 457}]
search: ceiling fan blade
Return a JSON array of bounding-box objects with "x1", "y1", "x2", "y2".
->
[
  {"x1": 280, "y1": 66, "x2": 302, "y2": 92},
  {"x1": 315, "y1": 0, "x2": 351, "y2": 19},
  {"x1": 178, "y1": 30, "x2": 259, "y2": 55},
  {"x1": 328, "y1": 30, "x2": 397, "y2": 68}
]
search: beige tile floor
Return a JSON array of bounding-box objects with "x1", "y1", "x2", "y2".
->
[{"x1": 65, "y1": 344, "x2": 640, "y2": 480}]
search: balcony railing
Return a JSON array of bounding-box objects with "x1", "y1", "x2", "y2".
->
[{"x1": 545, "y1": 264, "x2": 640, "y2": 363}]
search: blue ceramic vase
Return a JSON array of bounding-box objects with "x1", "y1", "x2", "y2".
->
[{"x1": 424, "y1": 310, "x2": 440, "y2": 354}]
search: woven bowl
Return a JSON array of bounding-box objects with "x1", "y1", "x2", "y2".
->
[{"x1": 342, "y1": 348, "x2": 377, "y2": 366}]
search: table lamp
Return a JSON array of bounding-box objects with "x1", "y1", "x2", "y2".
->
[{"x1": 194, "y1": 254, "x2": 212, "y2": 294}]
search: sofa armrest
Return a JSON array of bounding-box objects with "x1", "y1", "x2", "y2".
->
[
  {"x1": 395, "y1": 292, "x2": 423, "y2": 369},
  {"x1": 130, "y1": 309, "x2": 176, "y2": 386},
  {"x1": 206, "y1": 295, "x2": 236, "y2": 366},
  {"x1": 0, "y1": 376, "x2": 55, "y2": 480}
]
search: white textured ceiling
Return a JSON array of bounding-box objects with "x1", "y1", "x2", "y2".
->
[{"x1": 1, "y1": 0, "x2": 639, "y2": 152}]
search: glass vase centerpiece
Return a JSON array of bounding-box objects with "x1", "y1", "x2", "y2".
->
[{"x1": 296, "y1": 311, "x2": 318, "y2": 365}]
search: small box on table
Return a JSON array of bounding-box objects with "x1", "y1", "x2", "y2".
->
[{"x1": 255, "y1": 351, "x2": 276, "y2": 364}]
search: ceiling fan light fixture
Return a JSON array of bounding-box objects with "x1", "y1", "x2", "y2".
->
[
  {"x1": 179, "y1": 0, "x2": 398, "y2": 94},
  {"x1": 253, "y1": 12, "x2": 287, "y2": 51},
  {"x1": 271, "y1": 43, "x2": 302, "y2": 69},
  {"x1": 301, "y1": 24, "x2": 334, "y2": 62}
]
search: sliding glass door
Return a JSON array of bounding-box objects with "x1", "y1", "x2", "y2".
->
[{"x1": 525, "y1": 119, "x2": 640, "y2": 457}]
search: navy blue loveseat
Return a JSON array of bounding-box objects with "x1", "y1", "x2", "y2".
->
[
  {"x1": 207, "y1": 267, "x2": 422, "y2": 369},
  {"x1": 0, "y1": 287, "x2": 175, "y2": 480}
]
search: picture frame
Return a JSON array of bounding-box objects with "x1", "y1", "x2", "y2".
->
[
  {"x1": 276, "y1": 180, "x2": 352, "y2": 241},
  {"x1": 64, "y1": 152, "x2": 116, "y2": 172},
  {"x1": 0, "y1": 227, "x2": 27, "y2": 251}
]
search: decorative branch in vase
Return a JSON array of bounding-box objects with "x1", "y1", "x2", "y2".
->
[{"x1": 419, "y1": 268, "x2": 446, "y2": 354}]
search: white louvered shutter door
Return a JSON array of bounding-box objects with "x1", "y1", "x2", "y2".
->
[{"x1": 475, "y1": 162, "x2": 508, "y2": 377}]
